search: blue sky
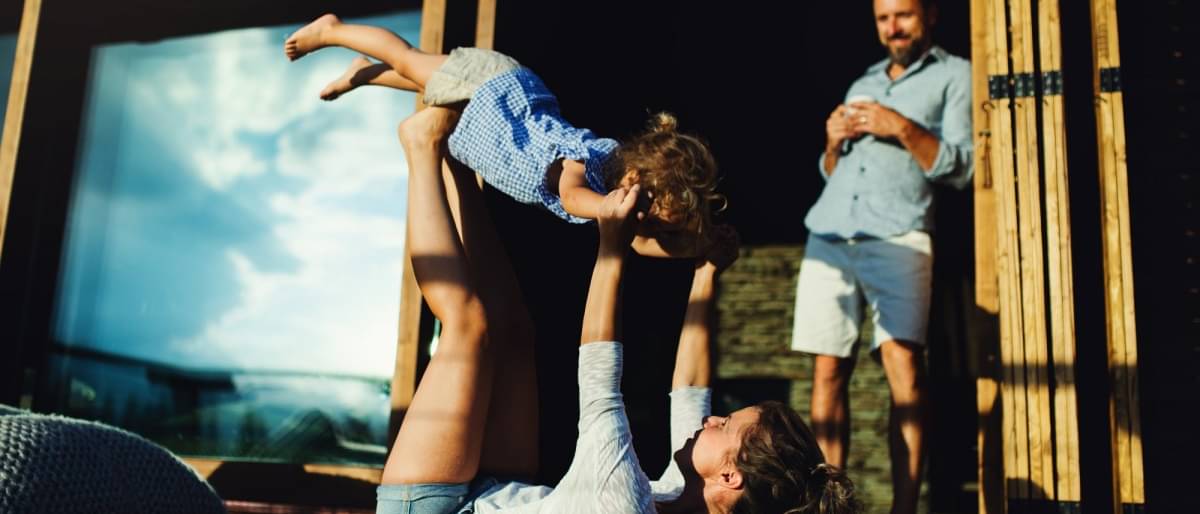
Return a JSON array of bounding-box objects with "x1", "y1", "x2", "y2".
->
[{"x1": 54, "y1": 12, "x2": 421, "y2": 378}]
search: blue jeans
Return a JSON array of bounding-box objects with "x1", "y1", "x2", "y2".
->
[{"x1": 376, "y1": 477, "x2": 500, "y2": 514}]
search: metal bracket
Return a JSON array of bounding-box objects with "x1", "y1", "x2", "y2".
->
[
  {"x1": 1014, "y1": 72, "x2": 1037, "y2": 97},
  {"x1": 1100, "y1": 67, "x2": 1122, "y2": 93},
  {"x1": 1058, "y1": 501, "x2": 1082, "y2": 514},
  {"x1": 989, "y1": 74, "x2": 1011, "y2": 100},
  {"x1": 1043, "y1": 70, "x2": 1064, "y2": 96},
  {"x1": 1121, "y1": 503, "x2": 1146, "y2": 514}
]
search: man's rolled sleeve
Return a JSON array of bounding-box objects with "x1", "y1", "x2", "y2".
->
[
  {"x1": 923, "y1": 65, "x2": 974, "y2": 190},
  {"x1": 924, "y1": 137, "x2": 972, "y2": 189},
  {"x1": 817, "y1": 152, "x2": 833, "y2": 181}
]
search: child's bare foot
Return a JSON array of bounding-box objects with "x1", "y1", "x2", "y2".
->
[
  {"x1": 284, "y1": 13, "x2": 340, "y2": 61},
  {"x1": 320, "y1": 56, "x2": 374, "y2": 101}
]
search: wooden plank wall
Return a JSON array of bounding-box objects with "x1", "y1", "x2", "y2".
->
[{"x1": 975, "y1": 0, "x2": 1090, "y2": 510}]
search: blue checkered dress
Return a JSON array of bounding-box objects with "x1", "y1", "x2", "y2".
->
[{"x1": 447, "y1": 68, "x2": 619, "y2": 223}]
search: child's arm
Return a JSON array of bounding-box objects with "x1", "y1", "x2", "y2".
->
[
  {"x1": 557, "y1": 160, "x2": 606, "y2": 221},
  {"x1": 671, "y1": 225, "x2": 738, "y2": 389},
  {"x1": 555, "y1": 160, "x2": 700, "y2": 259}
]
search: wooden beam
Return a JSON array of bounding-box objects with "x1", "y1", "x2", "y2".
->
[
  {"x1": 1036, "y1": 0, "x2": 1083, "y2": 502},
  {"x1": 969, "y1": 0, "x2": 1003, "y2": 512},
  {"x1": 972, "y1": 0, "x2": 999, "y2": 315},
  {"x1": 1009, "y1": 0, "x2": 1058, "y2": 499},
  {"x1": 470, "y1": 0, "x2": 496, "y2": 188},
  {"x1": 388, "y1": 0, "x2": 449, "y2": 445},
  {"x1": 389, "y1": 0, "x2": 500, "y2": 445},
  {"x1": 984, "y1": 0, "x2": 1024, "y2": 504},
  {"x1": 0, "y1": 0, "x2": 42, "y2": 262},
  {"x1": 475, "y1": 0, "x2": 496, "y2": 50},
  {"x1": 1088, "y1": 0, "x2": 1145, "y2": 508},
  {"x1": 1001, "y1": 0, "x2": 1035, "y2": 502}
]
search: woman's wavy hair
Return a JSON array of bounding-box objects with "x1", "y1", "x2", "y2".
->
[
  {"x1": 606, "y1": 112, "x2": 725, "y2": 251},
  {"x1": 731, "y1": 401, "x2": 863, "y2": 514}
]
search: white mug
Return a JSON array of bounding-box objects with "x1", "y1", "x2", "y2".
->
[
  {"x1": 844, "y1": 94, "x2": 876, "y2": 118},
  {"x1": 846, "y1": 94, "x2": 876, "y2": 105}
]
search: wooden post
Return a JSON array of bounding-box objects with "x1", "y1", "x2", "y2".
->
[
  {"x1": 1009, "y1": 0, "x2": 1056, "y2": 499},
  {"x1": 475, "y1": 0, "x2": 496, "y2": 50},
  {"x1": 1088, "y1": 0, "x2": 1145, "y2": 510},
  {"x1": 388, "y1": 0, "x2": 449, "y2": 445},
  {"x1": 970, "y1": 0, "x2": 1003, "y2": 511},
  {"x1": 0, "y1": 0, "x2": 42, "y2": 262},
  {"x1": 972, "y1": 0, "x2": 999, "y2": 317},
  {"x1": 1037, "y1": 0, "x2": 1082, "y2": 502},
  {"x1": 984, "y1": 0, "x2": 1025, "y2": 504},
  {"x1": 979, "y1": 0, "x2": 1133, "y2": 508},
  {"x1": 389, "y1": 0, "x2": 500, "y2": 444}
]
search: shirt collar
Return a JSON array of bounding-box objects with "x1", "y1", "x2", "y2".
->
[{"x1": 868, "y1": 44, "x2": 946, "y2": 81}]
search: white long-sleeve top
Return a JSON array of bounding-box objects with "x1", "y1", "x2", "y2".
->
[{"x1": 471, "y1": 342, "x2": 711, "y2": 513}]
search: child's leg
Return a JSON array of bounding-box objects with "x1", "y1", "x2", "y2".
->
[
  {"x1": 381, "y1": 107, "x2": 493, "y2": 485},
  {"x1": 319, "y1": 57, "x2": 421, "y2": 101},
  {"x1": 285, "y1": 14, "x2": 446, "y2": 88},
  {"x1": 440, "y1": 157, "x2": 540, "y2": 480}
]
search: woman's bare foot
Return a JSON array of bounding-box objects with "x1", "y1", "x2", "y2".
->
[
  {"x1": 320, "y1": 56, "x2": 374, "y2": 101},
  {"x1": 284, "y1": 13, "x2": 340, "y2": 61}
]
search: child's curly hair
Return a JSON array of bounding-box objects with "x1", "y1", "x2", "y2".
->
[{"x1": 606, "y1": 112, "x2": 725, "y2": 250}]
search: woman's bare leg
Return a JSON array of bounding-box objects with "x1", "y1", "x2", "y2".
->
[
  {"x1": 320, "y1": 57, "x2": 421, "y2": 101},
  {"x1": 285, "y1": 14, "x2": 446, "y2": 87},
  {"x1": 439, "y1": 157, "x2": 539, "y2": 480},
  {"x1": 382, "y1": 107, "x2": 492, "y2": 485}
]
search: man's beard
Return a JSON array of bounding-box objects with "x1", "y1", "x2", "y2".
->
[{"x1": 888, "y1": 36, "x2": 929, "y2": 67}]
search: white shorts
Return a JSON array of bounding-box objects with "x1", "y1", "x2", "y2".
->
[
  {"x1": 423, "y1": 47, "x2": 521, "y2": 106},
  {"x1": 790, "y1": 231, "x2": 933, "y2": 358}
]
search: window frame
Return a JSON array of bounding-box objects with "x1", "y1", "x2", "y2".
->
[{"x1": 0, "y1": 0, "x2": 496, "y2": 508}]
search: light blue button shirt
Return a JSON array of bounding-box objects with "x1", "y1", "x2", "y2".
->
[{"x1": 805, "y1": 46, "x2": 973, "y2": 239}]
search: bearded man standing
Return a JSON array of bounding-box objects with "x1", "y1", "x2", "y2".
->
[{"x1": 790, "y1": 1, "x2": 973, "y2": 512}]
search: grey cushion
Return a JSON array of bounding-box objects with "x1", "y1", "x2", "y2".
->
[{"x1": 0, "y1": 406, "x2": 226, "y2": 513}]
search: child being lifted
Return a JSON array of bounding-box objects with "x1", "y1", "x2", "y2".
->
[{"x1": 286, "y1": 14, "x2": 723, "y2": 256}]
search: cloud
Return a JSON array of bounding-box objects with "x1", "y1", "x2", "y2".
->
[{"x1": 58, "y1": 12, "x2": 423, "y2": 378}]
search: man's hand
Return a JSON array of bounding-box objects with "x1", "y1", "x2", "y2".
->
[
  {"x1": 825, "y1": 104, "x2": 859, "y2": 153},
  {"x1": 596, "y1": 184, "x2": 642, "y2": 257},
  {"x1": 848, "y1": 102, "x2": 912, "y2": 139},
  {"x1": 698, "y1": 224, "x2": 740, "y2": 274},
  {"x1": 850, "y1": 102, "x2": 941, "y2": 171}
]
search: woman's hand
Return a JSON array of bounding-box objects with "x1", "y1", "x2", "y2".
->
[{"x1": 596, "y1": 184, "x2": 643, "y2": 258}]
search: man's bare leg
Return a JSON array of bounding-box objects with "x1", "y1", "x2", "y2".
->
[
  {"x1": 319, "y1": 57, "x2": 422, "y2": 101},
  {"x1": 811, "y1": 354, "x2": 855, "y2": 468},
  {"x1": 285, "y1": 14, "x2": 446, "y2": 87},
  {"x1": 381, "y1": 107, "x2": 492, "y2": 485},
  {"x1": 879, "y1": 339, "x2": 927, "y2": 514}
]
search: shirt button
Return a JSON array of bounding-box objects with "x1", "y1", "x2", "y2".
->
[
  {"x1": 859, "y1": 166, "x2": 865, "y2": 173},
  {"x1": 853, "y1": 194, "x2": 859, "y2": 200}
]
